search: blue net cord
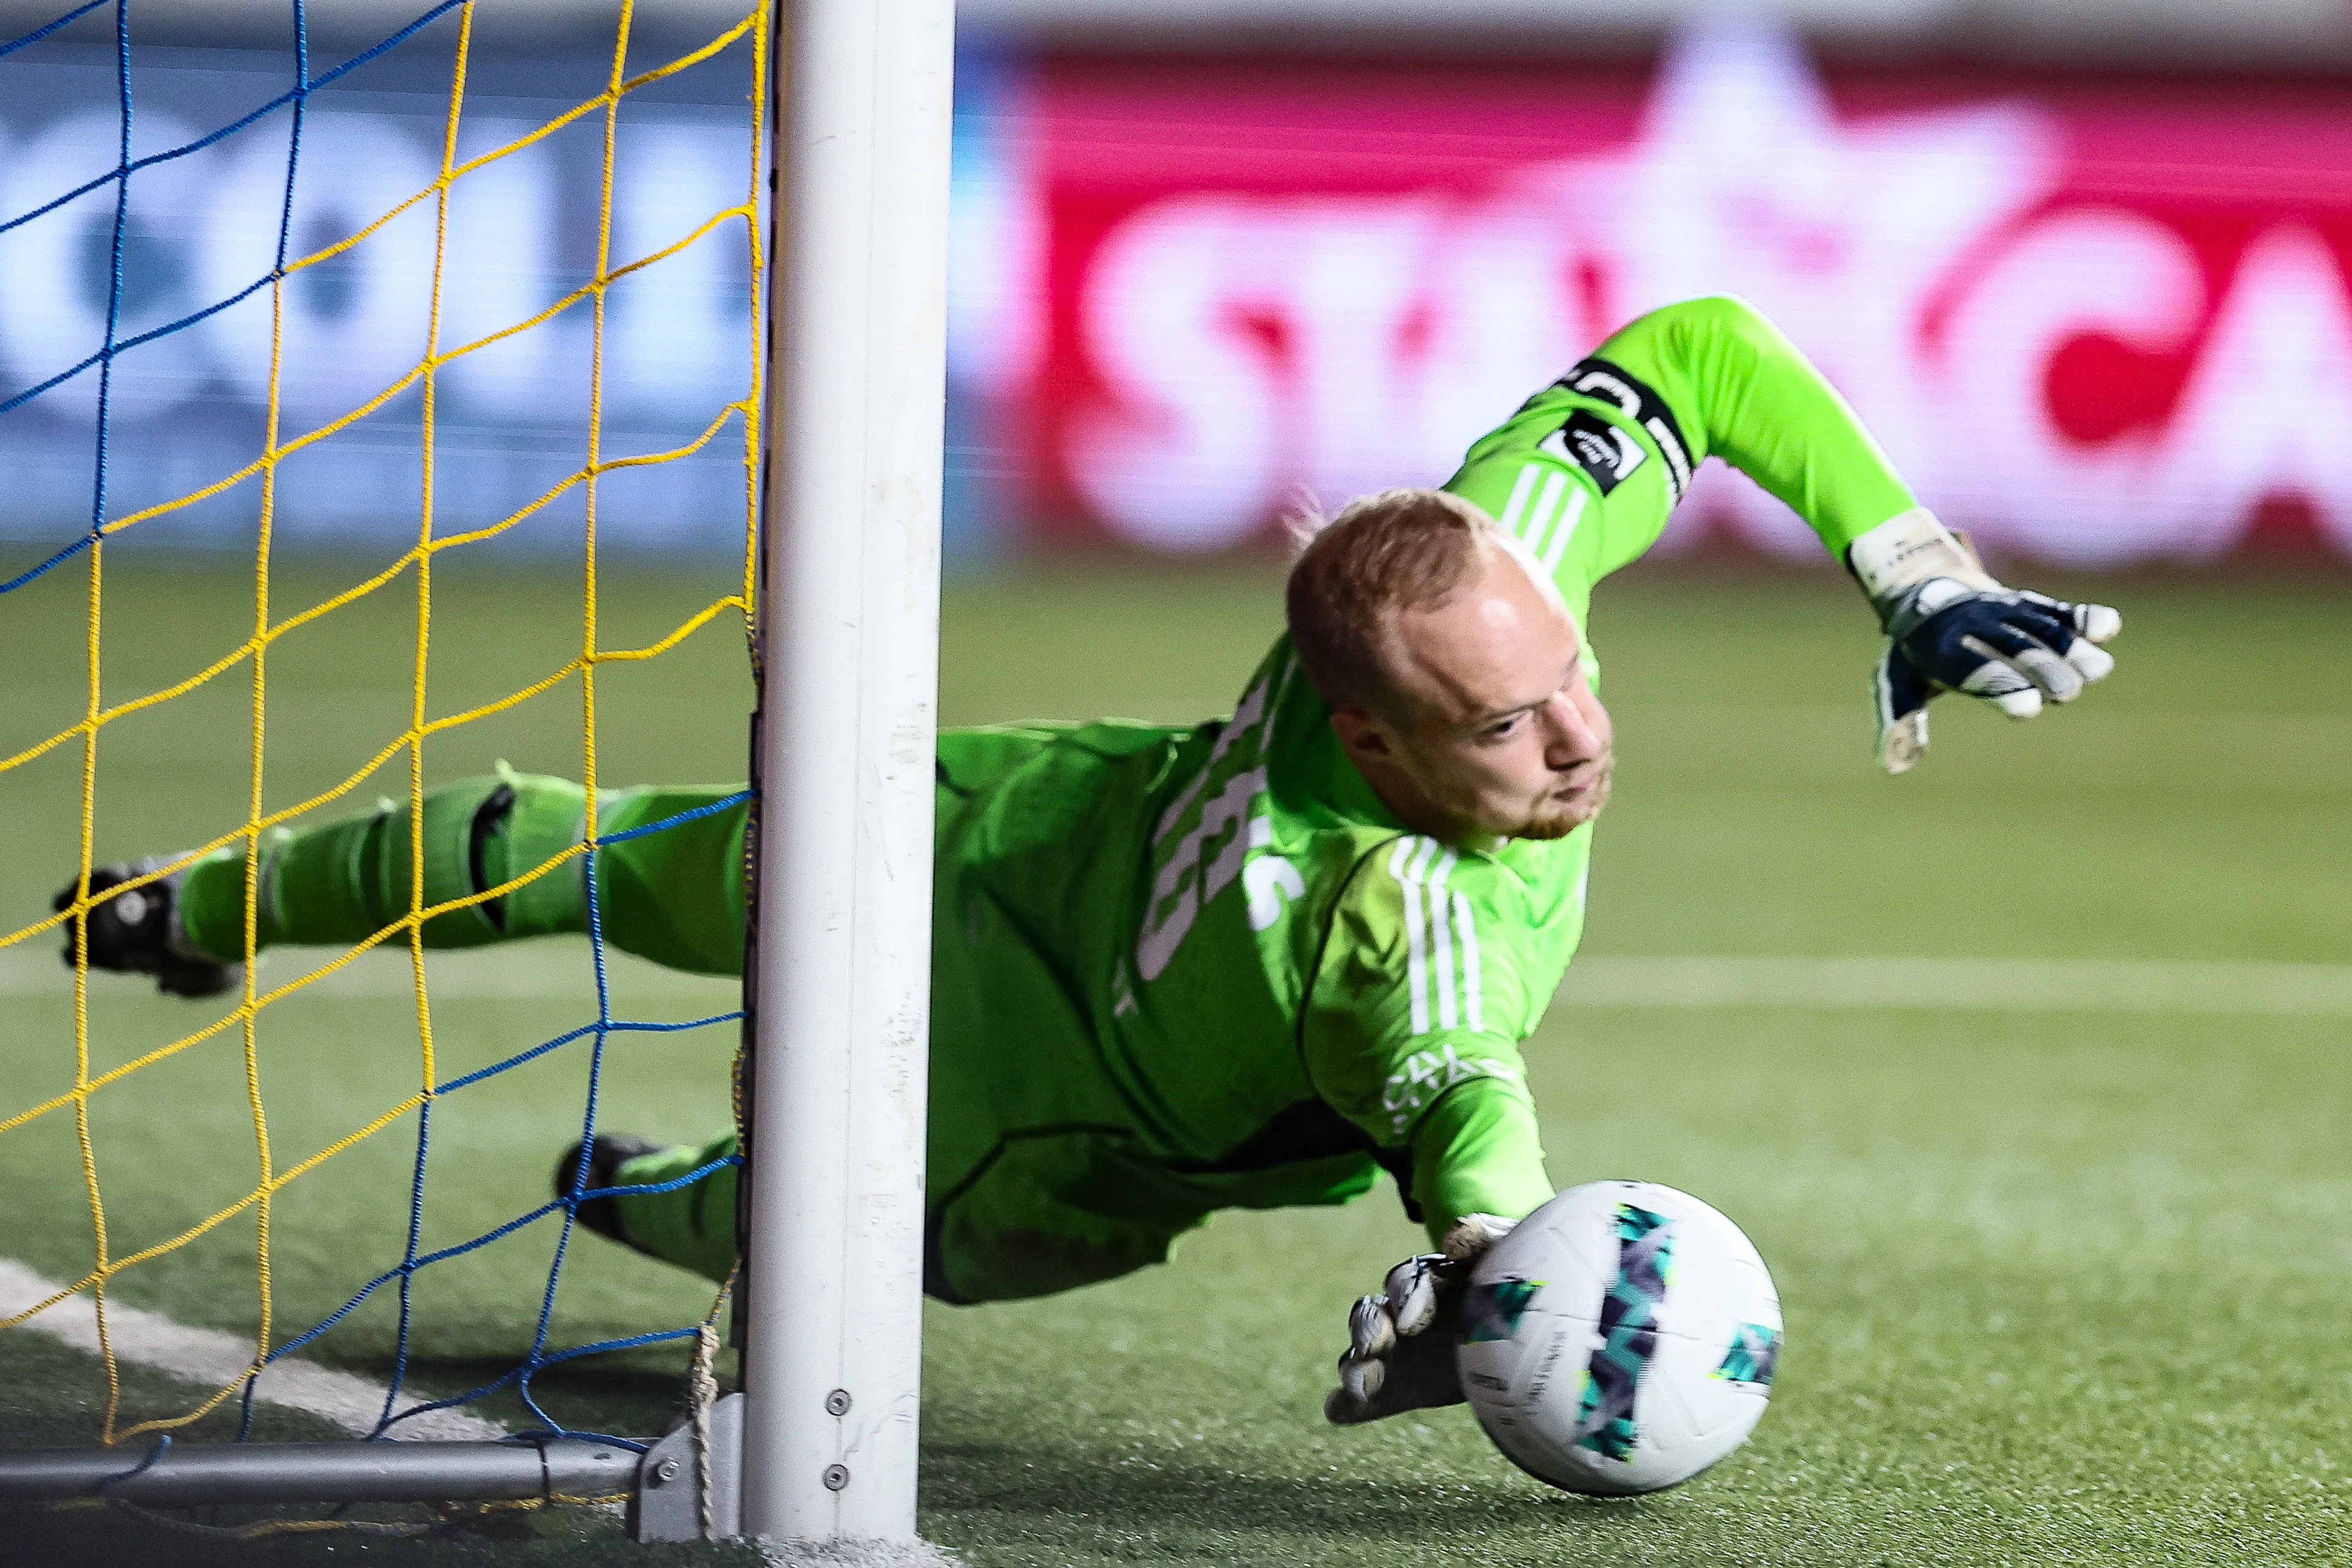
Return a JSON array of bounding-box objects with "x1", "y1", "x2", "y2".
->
[
  {"x1": 0, "y1": 0, "x2": 466, "y2": 596},
  {"x1": 239, "y1": 796, "x2": 754, "y2": 1442},
  {"x1": 96, "y1": 1431, "x2": 173, "y2": 1489},
  {"x1": 433, "y1": 1012, "x2": 742, "y2": 1098},
  {"x1": 0, "y1": 2, "x2": 110, "y2": 62},
  {"x1": 376, "y1": 1085, "x2": 431, "y2": 1439},
  {"x1": 0, "y1": 1, "x2": 464, "y2": 246},
  {"x1": 7, "y1": 0, "x2": 761, "y2": 1450},
  {"x1": 83, "y1": 0, "x2": 132, "y2": 572},
  {"x1": 0, "y1": 5, "x2": 473, "y2": 396},
  {"x1": 511, "y1": 821, "x2": 619, "y2": 1439}
]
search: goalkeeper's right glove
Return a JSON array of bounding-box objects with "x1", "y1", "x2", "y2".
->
[
  {"x1": 1847, "y1": 508, "x2": 2121, "y2": 775},
  {"x1": 53, "y1": 856, "x2": 238, "y2": 999},
  {"x1": 1324, "y1": 1213, "x2": 1517, "y2": 1427}
]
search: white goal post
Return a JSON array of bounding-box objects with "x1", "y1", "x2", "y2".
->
[
  {"x1": 0, "y1": 0, "x2": 952, "y2": 1546},
  {"x1": 739, "y1": 0, "x2": 956, "y2": 1548}
]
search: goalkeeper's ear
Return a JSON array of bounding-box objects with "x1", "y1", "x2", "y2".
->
[{"x1": 1328, "y1": 704, "x2": 1404, "y2": 767}]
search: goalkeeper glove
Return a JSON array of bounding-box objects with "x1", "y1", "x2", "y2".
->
[
  {"x1": 1324, "y1": 1213, "x2": 1517, "y2": 1427},
  {"x1": 1848, "y1": 508, "x2": 2121, "y2": 775},
  {"x1": 53, "y1": 856, "x2": 238, "y2": 999}
]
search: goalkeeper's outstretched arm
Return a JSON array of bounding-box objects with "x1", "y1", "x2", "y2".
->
[
  {"x1": 1582, "y1": 296, "x2": 2121, "y2": 773},
  {"x1": 55, "y1": 769, "x2": 750, "y2": 992}
]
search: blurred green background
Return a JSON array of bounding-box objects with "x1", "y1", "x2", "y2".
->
[{"x1": 3, "y1": 556, "x2": 2351, "y2": 1564}]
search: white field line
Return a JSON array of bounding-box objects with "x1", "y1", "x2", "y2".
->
[
  {"x1": 0, "y1": 1259, "x2": 503, "y2": 1441},
  {"x1": 761, "y1": 1542, "x2": 968, "y2": 1568},
  {"x1": 7, "y1": 943, "x2": 2350, "y2": 1014},
  {"x1": 0, "y1": 943, "x2": 738, "y2": 1002},
  {"x1": 9, "y1": 942, "x2": 2347, "y2": 1015},
  {"x1": 1562, "y1": 956, "x2": 2352, "y2": 1015}
]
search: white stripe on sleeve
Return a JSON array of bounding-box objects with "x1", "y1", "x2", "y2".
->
[
  {"x1": 1409, "y1": 835, "x2": 1442, "y2": 883},
  {"x1": 1398, "y1": 846, "x2": 1430, "y2": 1036},
  {"x1": 1498, "y1": 462, "x2": 1541, "y2": 535},
  {"x1": 1452, "y1": 889, "x2": 1483, "y2": 1033},
  {"x1": 1427, "y1": 850, "x2": 1459, "y2": 1030},
  {"x1": 1521, "y1": 469, "x2": 1569, "y2": 555},
  {"x1": 1541, "y1": 485, "x2": 1588, "y2": 575}
]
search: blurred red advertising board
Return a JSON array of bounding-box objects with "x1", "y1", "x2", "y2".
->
[{"x1": 1006, "y1": 29, "x2": 2352, "y2": 564}]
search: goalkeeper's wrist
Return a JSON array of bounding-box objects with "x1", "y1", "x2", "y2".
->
[{"x1": 1844, "y1": 507, "x2": 2000, "y2": 618}]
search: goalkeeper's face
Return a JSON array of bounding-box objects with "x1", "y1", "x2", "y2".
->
[{"x1": 1339, "y1": 544, "x2": 1614, "y2": 843}]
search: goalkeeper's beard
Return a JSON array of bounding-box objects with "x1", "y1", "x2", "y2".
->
[
  {"x1": 1425, "y1": 754, "x2": 1610, "y2": 843},
  {"x1": 1511, "y1": 760, "x2": 1612, "y2": 841}
]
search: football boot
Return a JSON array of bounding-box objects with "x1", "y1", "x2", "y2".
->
[{"x1": 53, "y1": 856, "x2": 238, "y2": 999}]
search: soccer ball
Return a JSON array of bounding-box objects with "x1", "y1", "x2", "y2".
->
[{"x1": 1455, "y1": 1180, "x2": 1781, "y2": 1496}]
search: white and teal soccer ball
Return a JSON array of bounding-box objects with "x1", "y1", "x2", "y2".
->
[{"x1": 1455, "y1": 1180, "x2": 1782, "y2": 1496}]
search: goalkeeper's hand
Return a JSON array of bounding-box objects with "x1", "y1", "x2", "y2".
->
[
  {"x1": 1324, "y1": 1213, "x2": 1517, "y2": 1427},
  {"x1": 1848, "y1": 508, "x2": 2121, "y2": 775}
]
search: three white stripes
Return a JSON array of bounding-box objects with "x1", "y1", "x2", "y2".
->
[
  {"x1": 1497, "y1": 459, "x2": 1587, "y2": 575},
  {"x1": 1390, "y1": 836, "x2": 1484, "y2": 1036}
]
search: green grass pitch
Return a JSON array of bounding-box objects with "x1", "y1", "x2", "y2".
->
[{"x1": 2, "y1": 551, "x2": 2350, "y2": 1564}]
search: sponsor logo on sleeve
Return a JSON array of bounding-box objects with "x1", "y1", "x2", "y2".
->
[
  {"x1": 1379, "y1": 1043, "x2": 1521, "y2": 1139},
  {"x1": 1551, "y1": 356, "x2": 1694, "y2": 503},
  {"x1": 1546, "y1": 410, "x2": 1646, "y2": 496}
]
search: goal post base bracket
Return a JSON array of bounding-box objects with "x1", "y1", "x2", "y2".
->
[{"x1": 630, "y1": 1390, "x2": 744, "y2": 1542}]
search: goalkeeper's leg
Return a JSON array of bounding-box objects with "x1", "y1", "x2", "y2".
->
[
  {"x1": 175, "y1": 769, "x2": 582, "y2": 960},
  {"x1": 93, "y1": 768, "x2": 752, "y2": 978},
  {"x1": 557, "y1": 1131, "x2": 739, "y2": 1283}
]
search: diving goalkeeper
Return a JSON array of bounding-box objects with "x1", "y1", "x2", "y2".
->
[{"x1": 59, "y1": 295, "x2": 2117, "y2": 1426}]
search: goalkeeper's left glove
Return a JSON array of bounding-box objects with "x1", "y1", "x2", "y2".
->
[
  {"x1": 1324, "y1": 1213, "x2": 1517, "y2": 1427},
  {"x1": 1847, "y1": 508, "x2": 2121, "y2": 775}
]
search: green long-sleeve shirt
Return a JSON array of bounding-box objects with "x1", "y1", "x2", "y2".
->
[
  {"x1": 1003, "y1": 295, "x2": 1918, "y2": 1276},
  {"x1": 182, "y1": 295, "x2": 1918, "y2": 1303}
]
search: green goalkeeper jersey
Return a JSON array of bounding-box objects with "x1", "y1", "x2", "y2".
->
[
  {"x1": 178, "y1": 295, "x2": 1919, "y2": 1305},
  {"x1": 917, "y1": 294, "x2": 1918, "y2": 1302}
]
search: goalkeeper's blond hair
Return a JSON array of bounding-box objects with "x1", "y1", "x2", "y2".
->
[{"x1": 1284, "y1": 486, "x2": 1513, "y2": 722}]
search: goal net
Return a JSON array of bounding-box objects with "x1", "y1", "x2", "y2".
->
[{"x1": 0, "y1": 0, "x2": 766, "y2": 1474}]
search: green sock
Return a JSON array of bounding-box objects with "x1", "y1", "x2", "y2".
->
[{"x1": 178, "y1": 768, "x2": 592, "y2": 962}]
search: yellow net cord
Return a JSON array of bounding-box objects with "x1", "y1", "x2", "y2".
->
[{"x1": 0, "y1": 0, "x2": 768, "y2": 1447}]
